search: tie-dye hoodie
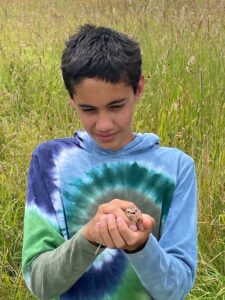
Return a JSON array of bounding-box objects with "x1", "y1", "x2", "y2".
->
[{"x1": 22, "y1": 131, "x2": 197, "y2": 300}]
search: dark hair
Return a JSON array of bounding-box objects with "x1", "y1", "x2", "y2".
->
[{"x1": 61, "y1": 24, "x2": 142, "y2": 98}]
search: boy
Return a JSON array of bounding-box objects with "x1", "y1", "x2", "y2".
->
[{"x1": 22, "y1": 24, "x2": 197, "y2": 300}]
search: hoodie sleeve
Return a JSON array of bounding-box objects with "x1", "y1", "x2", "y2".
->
[
  {"x1": 125, "y1": 154, "x2": 198, "y2": 300},
  {"x1": 22, "y1": 154, "x2": 103, "y2": 300}
]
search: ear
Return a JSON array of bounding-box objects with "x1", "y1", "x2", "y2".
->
[
  {"x1": 69, "y1": 97, "x2": 76, "y2": 109},
  {"x1": 135, "y1": 74, "x2": 144, "y2": 100}
]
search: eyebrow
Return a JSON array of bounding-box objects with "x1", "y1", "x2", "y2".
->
[{"x1": 78, "y1": 98, "x2": 126, "y2": 109}]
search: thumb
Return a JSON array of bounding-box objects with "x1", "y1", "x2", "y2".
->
[
  {"x1": 129, "y1": 223, "x2": 138, "y2": 232},
  {"x1": 141, "y1": 214, "x2": 155, "y2": 231}
]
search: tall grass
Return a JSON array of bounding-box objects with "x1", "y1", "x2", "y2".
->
[{"x1": 0, "y1": 0, "x2": 224, "y2": 299}]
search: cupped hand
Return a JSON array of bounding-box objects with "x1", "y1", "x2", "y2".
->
[
  {"x1": 96, "y1": 213, "x2": 155, "y2": 252},
  {"x1": 82, "y1": 199, "x2": 141, "y2": 245},
  {"x1": 82, "y1": 198, "x2": 155, "y2": 252}
]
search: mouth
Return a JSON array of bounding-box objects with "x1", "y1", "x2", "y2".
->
[{"x1": 95, "y1": 132, "x2": 118, "y2": 143}]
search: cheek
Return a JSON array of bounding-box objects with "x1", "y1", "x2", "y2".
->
[
  {"x1": 79, "y1": 114, "x2": 94, "y2": 130},
  {"x1": 120, "y1": 108, "x2": 134, "y2": 125}
]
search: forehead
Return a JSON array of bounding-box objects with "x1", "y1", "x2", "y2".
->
[{"x1": 73, "y1": 78, "x2": 133, "y2": 106}]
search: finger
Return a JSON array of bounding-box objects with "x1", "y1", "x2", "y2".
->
[
  {"x1": 128, "y1": 224, "x2": 138, "y2": 232},
  {"x1": 136, "y1": 214, "x2": 155, "y2": 232},
  {"x1": 104, "y1": 206, "x2": 131, "y2": 225},
  {"x1": 117, "y1": 216, "x2": 151, "y2": 252},
  {"x1": 95, "y1": 222, "x2": 105, "y2": 245},
  {"x1": 106, "y1": 214, "x2": 126, "y2": 248},
  {"x1": 99, "y1": 216, "x2": 115, "y2": 248},
  {"x1": 138, "y1": 223, "x2": 145, "y2": 232},
  {"x1": 99, "y1": 200, "x2": 137, "y2": 225},
  {"x1": 111, "y1": 199, "x2": 136, "y2": 211},
  {"x1": 141, "y1": 214, "x2": 155, "y2": 231},
  {"x1": 116, "y1": 216, "x2": 136, "y2": 244}
]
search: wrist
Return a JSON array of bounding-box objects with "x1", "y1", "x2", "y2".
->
[
  {"x1": 82, "y1": 225, "x2": 104, "y2": 248},
  {"x1": 124, "y1": 239, "x2": 148, "y2": 254},
  {"x1": 82, "y1": 224, "x2": 94, "y2": 243}
]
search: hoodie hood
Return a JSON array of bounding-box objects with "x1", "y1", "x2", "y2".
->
[{"x1": 74, "y1": 130, "x2": 160, "y2": 157}]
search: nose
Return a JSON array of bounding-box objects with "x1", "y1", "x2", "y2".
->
[{"x1": 95, "y1": 112, "x2": 114, "y2": 132}]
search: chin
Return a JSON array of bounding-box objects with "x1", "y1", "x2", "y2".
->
[
  {"x1": 99, "y1": 142, "x2": 120, "y2": 152},
  {"x1": 100, "y1": 143, "x2": 115, "y2": 150}
]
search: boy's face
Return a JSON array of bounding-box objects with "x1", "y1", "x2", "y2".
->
[{"x1": 70, "y1": 76, "x2": 144, "y2": 152}]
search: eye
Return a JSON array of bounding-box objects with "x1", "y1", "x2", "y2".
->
[
  {"x1": 110, "y1": 104, "x2": 125, "y2": 110},
  {"x1": 81, "y1": 108, "x2": 96, "y2": 113}
]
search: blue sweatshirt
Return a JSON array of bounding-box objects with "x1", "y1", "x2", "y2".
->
[{"x1": 22, "y1": 131, "x2": 198, "y2": 300}]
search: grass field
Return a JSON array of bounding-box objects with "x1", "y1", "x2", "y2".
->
[{"x1": 0, "y1": 0, "x2": 224, "y2": 299}]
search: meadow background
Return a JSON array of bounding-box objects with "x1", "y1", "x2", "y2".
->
[{"x1": 0, "y1": 0, "x2": 224, "y2": 299}]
